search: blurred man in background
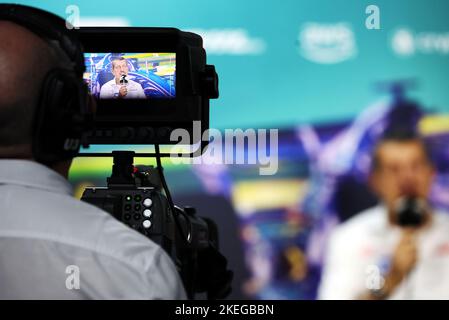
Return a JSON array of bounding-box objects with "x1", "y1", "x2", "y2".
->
[{"x1": 318, "y1": 131, "x2": 449, "y2": 299}]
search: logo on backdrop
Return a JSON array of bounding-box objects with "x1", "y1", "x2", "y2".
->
[
  {"x1": 189, "y1": 28, "x2": 266, "y2": 55},
  {"x1": 392, "y1": 28, "x2": 449, "y2": 57},
  {"x1": 298, "y1": 23, "x2": 357, "y2": 64}
]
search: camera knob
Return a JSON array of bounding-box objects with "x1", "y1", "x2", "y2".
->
[
  {"x1": 157, "y1": 127, "x2": 172, "y2": 139},
  {"x1": 118, "y1": 127, "x2": 135, "y2": 140},
  {"x1": 138, "y1": 127, "x2": 155, "y2": 140},
  {"x1": 184, "y1": 206, "x2": 196, "y2": 216},
  {"x1": 142, "y1": 220, "x2": 152, "y2": 229},
  {"x1": 143, "y1": 209, "x2": 152, "y2": 218},
  {"x1": 143, "y1": 198, "x2": 153, "y2": 207}
]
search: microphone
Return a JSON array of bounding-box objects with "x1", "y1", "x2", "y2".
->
[
  {"x1": 394, "y1": 196, "x2": 427, "y2": 227},
  {"x1": 120, "y1": 74, "x2": 128, "y2": 86}
]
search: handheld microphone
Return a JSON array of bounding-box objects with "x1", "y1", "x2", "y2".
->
[
  {"x1": 394, "y1": 196, "x2": 427, "y2": 227},
  {"x1": 120, "y1": 74, "x2": 128, "y2": 86}
]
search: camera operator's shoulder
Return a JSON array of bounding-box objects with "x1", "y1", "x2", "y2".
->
[
  {"x1": 67, "y1": 194, "x2": 159, "y2": 241},
  {"x1": 38, "y1": 190, "x2": 166, "y2": 269},
  {"x1": 24, "y1": 190, "x2": 183, "y2": 298},
  {"x1": 89, "y1": 210, "x2": 186, "y2": 299},
  {"x1": 96, "y1": 213, "x2": 166, "y2": 267}
]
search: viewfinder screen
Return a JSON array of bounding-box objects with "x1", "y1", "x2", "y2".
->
[{"x1": 83, "y1": 53, "x2": 176, "y2": 99}]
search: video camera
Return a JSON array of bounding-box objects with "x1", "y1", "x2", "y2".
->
[{"x1": 76, "y1": 27, "x2": 232, "y2": 299}]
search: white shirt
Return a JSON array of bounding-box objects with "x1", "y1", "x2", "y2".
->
[
  {"x1": 99, "y1": 78, "x2": 146, "y2": 99},
  {"x1": 318, "y1": 205, "x2": 449, "y2": 300},
  {"x1": 0, "y1": 159, "x2": 186, "y2": 299}
]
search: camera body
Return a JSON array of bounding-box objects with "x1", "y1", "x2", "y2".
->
[
  {"x1": 80, "y1": 151, "x2": 218, "y2": 297},
  {"x1": 76, "y1": 28, "x2": 232, "y2": 299}
]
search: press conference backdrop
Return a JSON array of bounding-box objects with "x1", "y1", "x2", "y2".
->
[{"x1": 10, "y1": 0, "x2": 449, "y2": 299}]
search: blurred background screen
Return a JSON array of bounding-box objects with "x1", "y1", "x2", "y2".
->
[{"x1": 15, "y1": 0, "x2": 449, "y2": 299}]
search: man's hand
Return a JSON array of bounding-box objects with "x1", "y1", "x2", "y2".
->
[
  {"x1": 374, "y1": 229, "x2": 418, "y2": 298},
  {"x1": 361, "y1": 229, "x2": 418, "y2": 300},
  {"x1": 118, "y1": 85, "x2": 127, "y2": 98},
  {"x1": 390, "y1": 228, "x2": 418, "y2": 277}
]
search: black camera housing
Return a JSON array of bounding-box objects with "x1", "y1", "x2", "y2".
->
[
  {"x1": 75, "y1": 28, "x2": 232, "y2": 298},
  {"x1": 80, "y1": 151, "x2": 221, "y2": 298},
  {"x1": 82, "y1": 187, "x2": 176, "y2": 251},
  {"x1": 76, "y1": 27, "x2": 218, "y2": 146}
]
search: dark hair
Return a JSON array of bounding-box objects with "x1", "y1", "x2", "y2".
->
[
  {"x1": 111, "y1": 56, "x2": 127, "y2": 69},
  {"x1": 370, "y1": 129, "x2": 433, "y2": 172}
]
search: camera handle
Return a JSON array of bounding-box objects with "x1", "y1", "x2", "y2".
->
[{"x1": 78, "y1": 136, "x2": 210, "y2": 158}]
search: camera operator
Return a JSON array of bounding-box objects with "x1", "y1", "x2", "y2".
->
[
  {"x1": 0, "y1": 6, "x2": 185, "y2": 299},
  {"x1": 318, "y1": 131, "x2": 449, "y2": 299}
]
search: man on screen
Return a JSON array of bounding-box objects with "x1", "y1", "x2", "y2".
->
[{"x1": 99, "y1": 56, "x2": 146, "y2": 99}]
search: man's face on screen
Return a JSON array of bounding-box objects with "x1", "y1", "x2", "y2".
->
[
  {"x1": 111, "y1": 59, "x2": 129, "y2": 81},
  {"x1": 370, "y1": 140, "x2": 435, "y2": 211}
]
